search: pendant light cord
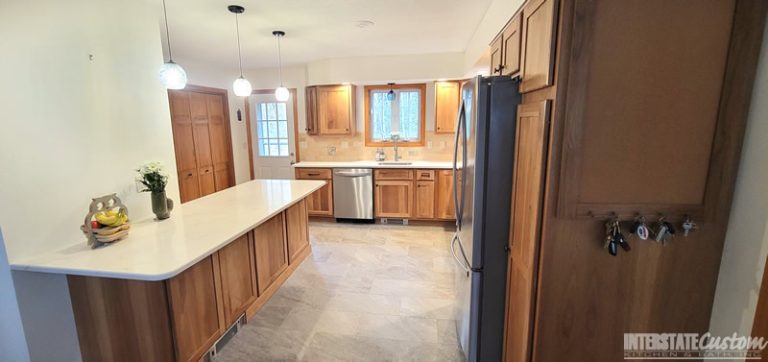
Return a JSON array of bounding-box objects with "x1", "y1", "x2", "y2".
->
[
  {"x1": 235, "y1": 13, "x2": 244, "y2": 77},
  {"x1": 162, "y1": 0, "x2": 173, "y2": 61},
  {"x1": 277, "y1": 34, "x2": 284, "y2": 86}
]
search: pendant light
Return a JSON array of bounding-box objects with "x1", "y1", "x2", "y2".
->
[
  {"x1": 158, "y1": 0, "x2": 187, "y2": 89},
  {"x1": 387, "y1": 83, "x2": 396, "y2": 101},
  {"x1": 228, "y1": 5, "x2": 252, "y2": 97},
  {"x1": 273, "y1": 31, "x2": 290, "y2": 101}
]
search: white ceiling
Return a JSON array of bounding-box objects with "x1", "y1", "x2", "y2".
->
[{"x1": 159, "y1": 0, "x2": 493, "y2": 69}]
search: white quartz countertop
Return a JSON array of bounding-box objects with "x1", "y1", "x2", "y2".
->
[
  {"x1": 293, "y1": 160, "x2": 453, "y2": 169},
  {"x1": 9, "y1": 180, "x2": 325, "y2": 281}
]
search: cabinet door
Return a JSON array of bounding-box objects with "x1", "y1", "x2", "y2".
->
[
  {"x1": 435, "y1": 170, "x2": 457, "y2": 219},
  {"x1": 504, "y1": 100, "x2": 550, "y2": 362},
  {"x1": 217, "y1": 234, "x2": 257, "y2": 326},
  {"x1": 307, "y1": 181, "x2": 334, "y2": 216},
  {"x1": 199, "y1": 166, "x2": 216, "y2": 197},
  {"x1": 317, "y1": 85, "x2": 354, "y2": 135},
  {"x1": 520, "y1": 0, "x2": 558, "y2": 92},
  {"x1": 501, "y1": 13, "x2": 522, "y2": 76},
  {"x1": 414, "y1": 181, "x2": 435, "y2": 219},
  {"x1": 375, "y1": 180, "x2": 413, "y2": 218},
  {"x1": 178, "y1": 169, "x2": 201, "y2": 203},
  {"x1": 167, "y1": 256, "x2": 224, "y2": 362},
  {"x1": 206, "y1": 94, "x2": 233, "y2": 192},
  {"x1": 285, "y1": 199, "x2": 310, "y2": 263},
  {"x1": 305, "y1": 86, "x2": 319, "y2": 135},
  {"x1": 254, "y1": 214, "x2": 288, "y2": 295},
  {"x1": 490, "y1": 34, "x2": 504, "y2": 75},
  {"x1": 435, "y1": 82, "x2": 460, "y2": 134}
]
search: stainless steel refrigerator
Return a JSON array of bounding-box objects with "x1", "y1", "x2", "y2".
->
[{"x1": 451, "y1": 76, "x2": 521, "y2": 361}]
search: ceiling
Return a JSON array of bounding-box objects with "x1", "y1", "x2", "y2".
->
[{"x1": 159, "y1": 0, "x2": 493, "y2": 69}]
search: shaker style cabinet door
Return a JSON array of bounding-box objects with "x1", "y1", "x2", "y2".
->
[
  {"x1": 501, "y1": 13, "x2": 522, "y2": 77},
  {"x1": 253, "y1": 214, "x2": 288, "y2": 295},
  {"x1": 414, "y1": 180, "x2": 436, "y2": 219},
  {"x1": 285, "y1": 199, "x2": 310, "y2": 263},
  {"x1": 316, "y1": 85, "x2": 355, "y2": 135},
  {"x1": 435, "y1": 81, "x2": 460, "y2": 134},
  {"x1": 375, "y1": 180, "x2": 413, "y2": 218},
  {"x1": 216, "y1": 233, "x2": 257, "y2": 326},
  {"x1": 520, "y1": 0, "x2": 558, "y2": 92},
  {"x1": 435, "y1": 170, "x2": 458, "y2": 220}
]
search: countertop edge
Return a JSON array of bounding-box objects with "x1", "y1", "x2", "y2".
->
[
  {"x1": 293, "y1": 161, "x2": 453, "y2": 169},
  {"x1": 9, "y1": 180, "x2": 325, "y2": 281}
]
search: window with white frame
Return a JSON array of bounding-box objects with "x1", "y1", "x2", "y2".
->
[
  {"x1": 256, "y1": 102, "x2": 289, "y2": 157},
  {"x1": 366, "y1": 84, "x2": 426, "y2": 146}
]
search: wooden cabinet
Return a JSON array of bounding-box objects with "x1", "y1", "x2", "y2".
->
[
  {"x1": 435, "y1": 81, "x2": 460, "y2": 133},
  {"x1": 414, "y1": 181, "x2": 435, "y2": 219},
  {"x1": 504, "y1": 100, "x2": 550, "y2": 362},
  {"x1": 304, "y1": 86, "x2": 318, "y2": 135},
  {"x1": 305, "y1": 84, "x2": 356, "y2": 135},
  {"x1": 375, "y1": 180, "x2": 413, "y2": 218},
  {"x1": 253, "y1": 213, "x2": 288, "y2": 295},
  {"x1": 167, "y1": 256, "x2": 224, "y2": 362},
  {"x1": 490, "y1": 14, "x2": 522, "y2": 76},
  {"x1": 435, "y1": 170, "x2": 457, "y2": 220},
  {"x1": 216, "y1": 234, "x2": 257, "y2": 326},
  {"x1": 374, "y1": 169, "x2": 413, "y2": 181},
  {"x1": 285, "y1": 199, "x2": 310, "y2": 263},
  {"x1": 168, "y1": 87, "x2": 235, "y2": 203},
  {"x1": 295, "y1": 168, "x2": 334, "y2": 216},
  {"x1": 520, "y1": 0, "x2": 558, "y2": 92}
]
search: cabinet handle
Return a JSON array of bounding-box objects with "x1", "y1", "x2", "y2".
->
[
  {"x1": 307, "y1": 173, "x2": 320, "y2": 176},
  {"x1": 187, "y1": 172, "x2": 193, "y2": 177}
]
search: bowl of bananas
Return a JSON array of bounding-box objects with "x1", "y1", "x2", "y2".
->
[{"x1": 81, "y1": 194, "x2": 131, "y2": 248}]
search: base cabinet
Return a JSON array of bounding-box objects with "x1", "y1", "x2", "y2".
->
[
  {"x1": 435, "y1": 170, "x2": 458, "y2": 220},
  {"x1": 375, "y1": 180, "x2": 413, "y2": 218},
  {"x1": 67, "y1": 200, "x2": 312, "y2": 362},
  {"x1": 167, "y1": 256, "x2": 225, "y2": 362},
  {"x1": 295, "y1": 168, "x2": 333, "y2": 216},
  {"x1": 414, "y1": 181, "x2": 436, "y2": 219}
]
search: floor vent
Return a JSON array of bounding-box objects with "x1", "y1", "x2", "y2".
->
[
  {"x1": 381, "y1": 218, "x2": 409, "y2": 225},
  {"x1": 205, "y1": 314, "x2": 245, "y2": 361}
]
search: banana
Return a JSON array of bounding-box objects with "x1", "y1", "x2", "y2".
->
[{"x1": 94, "y1": 209, "x2": 127, "y2": 227}]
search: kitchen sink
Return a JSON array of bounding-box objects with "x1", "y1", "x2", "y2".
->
[{"x1": 377, "y1": 162, "x2": 413, "y2": 166}]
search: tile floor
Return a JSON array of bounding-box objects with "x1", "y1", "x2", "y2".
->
[{"x1": 217, "y1": 220, "x2": 465, "y2": 362}]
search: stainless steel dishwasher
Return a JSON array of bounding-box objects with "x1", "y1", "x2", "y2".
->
[{"x1": 332, "y1": 168, "x2": 373, "y2": 220}]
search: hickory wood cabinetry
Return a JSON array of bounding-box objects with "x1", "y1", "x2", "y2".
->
[
  {"x1": 305, "y1": 84, "x2": 357, "y2": 135},
  {"x1": 434, "y1": 81, "x2": 461, "y2": 134},
  {"x1": 490, "y1": 13, "x2": 522, "y2": 76},
  {"x1": 435, "y1": 170, "x2": 458, "y2": 220},
  {"x1": 375, "y1": 169, "x2": 414, "y2": 218},
  {"x1": 168, "y1": 87, "x2": 235, "y2": 203},
  {"x1": 491, "y1": 0, "x2": 768, "y2": 361},
  {"x1": 295, "y1": 168, "x2": 334, "y2": 216},
  {"x1": 68, "y1": 201, "x2": 312, "y2": 362}
]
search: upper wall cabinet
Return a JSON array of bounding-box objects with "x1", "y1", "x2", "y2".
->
[
  {"x1": 489, "y1": 13, "x2": 522, "y2": 77},
  {"x1": 305, "y1": 84, "x2": 357, "y2": 135},
  {"x1": 520, "y1": 0, "x2": 558, "y2": 93},
  {"x1": 434, "y1": 81, "x2": 460, "y2": 134}
]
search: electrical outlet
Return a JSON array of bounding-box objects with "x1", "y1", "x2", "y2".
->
[
  {"x1": 427, "y1": 141, "x2": 433, "y2": 148},
  {"x1": 327, "y1": 146, "x2": 337, "y2": 156}
]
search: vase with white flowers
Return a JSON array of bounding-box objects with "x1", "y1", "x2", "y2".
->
[{"x1": 136, "y1": 161, "x2": 174, "y2": 220}]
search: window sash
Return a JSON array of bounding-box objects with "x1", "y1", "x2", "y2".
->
[
  {"x1": 369, "y1": 89, "x2": 422, "y2": 142},
  {"x1": 256, "y1": 102, "x2": 289, "y2": 157}
]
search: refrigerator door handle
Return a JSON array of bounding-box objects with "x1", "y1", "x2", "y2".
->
[
  {"x1": 450, "y1": 233, "x2": 471, "y2": 273},
  {"x1": 452, "y1": 102, "x2": 466, "y2": 230}
]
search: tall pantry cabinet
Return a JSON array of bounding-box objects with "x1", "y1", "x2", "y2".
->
[
  {"x1": 498, "y1": 0, "x2": 768, "y2": 360},
  {"x1": 168, "y1": 87, "x2": 236, "y2": 203}
]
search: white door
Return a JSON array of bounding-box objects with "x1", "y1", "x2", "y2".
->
[{"x1": 249, "y1": 93, "x2": 296, "y2": 179}]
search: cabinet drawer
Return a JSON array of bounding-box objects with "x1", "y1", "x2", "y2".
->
[
  {"x1": 296, "y1": 168, "x2": 332, "y2": 180},
  {"x1": 415, "y1": 170, "x2": 435, "y2": 181},
  {"x1": 375, "y1": 169, "x2": 413, "y2": 181}
]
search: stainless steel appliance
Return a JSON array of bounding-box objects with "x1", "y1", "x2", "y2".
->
[
  {"x1": 451, "y1": 76, "x2": 521, "y2": 361},
  {"x1": 332, "y1": 168, "x2": 373, "y2": 220}
]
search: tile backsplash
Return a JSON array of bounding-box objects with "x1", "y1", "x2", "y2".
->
[{"x1": 298, "y1": 132, "x2": 455, "y2": 162}]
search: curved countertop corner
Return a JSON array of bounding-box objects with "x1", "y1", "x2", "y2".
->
[
  {"x1": 9, "y1": 179, "x2": 326, "y2": 281},
  {"x1": 292, "y1": 160, "x2": 453, "y2": 169}
]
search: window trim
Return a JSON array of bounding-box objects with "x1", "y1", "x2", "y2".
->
[{"x1": 364, "y1": 83, "x2": 427, "y2": 147}]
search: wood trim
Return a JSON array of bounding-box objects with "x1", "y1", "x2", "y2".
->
[
  {"x1": 244, "y1": 88, "x2": 302, "y2": 180},
  {"x1": 363, "y1": 83, "x2": 427, "y2": 147},
  {"x1": 245, "y1": 244, "x2": 311, "y2": 319}
]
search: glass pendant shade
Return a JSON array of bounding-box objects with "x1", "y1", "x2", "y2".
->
[
  {"x1": 387, "y1": 89, "x2": 396, "y2": 101},
  {"x1": 233, "y1": 76, "x2": 253, "y2": 97},
  {"x1": 275, "y1": 86, "x2": 290, "y2": 101},
  {"x1": 159, "y1": 61, "x2": 187, "y2": 89}
]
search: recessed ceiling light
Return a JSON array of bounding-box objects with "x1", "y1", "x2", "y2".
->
[{"x1": 355, "y1": 20, "x2": 375, "y2": 28}]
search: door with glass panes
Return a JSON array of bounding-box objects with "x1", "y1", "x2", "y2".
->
[{"x1": 248, "y1": 93, "x2": 297, "y2": 179}]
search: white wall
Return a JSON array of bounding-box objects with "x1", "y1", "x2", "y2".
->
[
  {"x1": 0, "y1": 230, "x2": 29, "y2": 362},
  {"x1": 463, "y1": 0, "x2": 525, "y2": 74},
  {"x1": 0, "y1": 0, "x2": 180, "y2": 359},
  {"x1": 709, "y1": 21, "x2": 768, "y2": 338}
]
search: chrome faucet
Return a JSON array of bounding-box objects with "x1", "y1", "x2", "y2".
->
[{"x1": 391, "y1": 134, "x2": 401, "y2": 162}]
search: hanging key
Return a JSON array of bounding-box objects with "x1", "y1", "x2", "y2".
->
[
  {"x1": 682, "y1": 217, "x2": 697, "y2": 237},
  {"x1": 604, "y1": 218, "x2": 618, "y2": 256},
  {"x1": 614, "y1": 220, "x2": 631, "y2": 252},
  {"x1": 654, "y1": 217, "x2": 670, "y2": 244},
  {"x1": 630, "y1": 216, "x2": 649, "y2": 241}
]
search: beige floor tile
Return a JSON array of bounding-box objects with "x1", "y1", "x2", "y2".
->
[
  {"x1": 356, "y1": 314, "x2": 438, "y2": 343},
  {"x1": 400, "y1": 296, "x2": 456, "y2": 320}
]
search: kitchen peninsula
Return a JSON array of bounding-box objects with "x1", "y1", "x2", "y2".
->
[{"x1": 10, "y1": 179, "x2": 325, "y2": 362}]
